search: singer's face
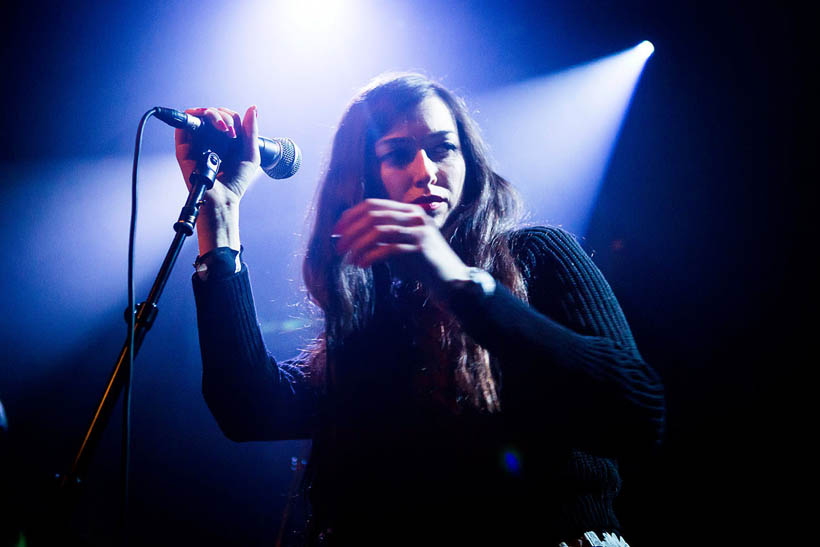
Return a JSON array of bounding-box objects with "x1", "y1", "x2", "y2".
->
[{"x1": 374, "y1": 96, "x2": 466, "y2": 228}]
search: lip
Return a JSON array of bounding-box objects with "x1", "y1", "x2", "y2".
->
[
  {"x1": 417, "y1": 201, "x2": 443, "y2": 211},
  {"x1": 411, "y1": 195, "x2": 446, "y2": 212},
  {"x1": 412, "y1": 194, "x2": 446, "y2": 204}
]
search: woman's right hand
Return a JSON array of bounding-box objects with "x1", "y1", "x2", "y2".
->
[{"x1": 174, "y1": 106, "x2": 260, "y2": 255}]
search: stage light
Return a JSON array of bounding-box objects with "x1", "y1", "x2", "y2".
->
[
  {"x1": 280, "y1": 0, "x2": 349, "y2": 34},
  {"x1": 476, "y1": 42, "x2": 655, "y2": 235},
  {"x1": 501, "y1": 449, "x2": 522, "y2": 475},
  {"x1": 636, "y1": 40, "x2": 655, "y2": 59}
]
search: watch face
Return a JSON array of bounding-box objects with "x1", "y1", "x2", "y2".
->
[
  {"x1": 450, "y1": 268, "x2": 496, "y2": 304},
  {"x1": 468, "y1": 268, "x2": 497, "y2": 298}
]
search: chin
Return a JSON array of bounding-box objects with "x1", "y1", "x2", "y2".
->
[
  {"x1": 431, "y1": 210, "x2": 450, "y2": 228},
  {"x1": 436, "y1": 219, "x2": 453, "y2": 230}
]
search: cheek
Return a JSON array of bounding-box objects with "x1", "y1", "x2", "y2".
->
[
  {"x1": 449, "y1": 160, "x2": 467, "y2": 203},
  {"x1": 379, "y1": 167, "x2": 408, "y2": 201}
]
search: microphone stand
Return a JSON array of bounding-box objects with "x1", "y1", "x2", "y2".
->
[{"x1": 55, "y1": 149, "x2": 222, "y2": 528}]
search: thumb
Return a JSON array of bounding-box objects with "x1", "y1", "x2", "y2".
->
[{"x1": 241, "y1": 105, "x2": 261, "y2": 165}]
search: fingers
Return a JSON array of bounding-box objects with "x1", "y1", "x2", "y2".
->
[
  {"x1": 332, "y1": 199, "x2": 441, "y2": 268},
  {"x1": 334, "y1": 207, "x2": 427, "y2": 260},
  {"x1": 335, "y1": 198, "x2": 421, "y2": 227},
  {"x1": 354, "y1": 243, "x2": 420, "y2": 269},
  {"x1": 175, "y1": 104, "x2": 261, "y2": 170},
  {"x1": 335, "y1": 209, "x2": 424, "y2": 253},
  {"x1": 333, "y1": 199, "x2": 425, "y2": 235},
  {"x1": 221, "y1": 107, "x2": 241, "y2": 141},
  {"x1": 333, "y1": 198, "x2": 468, "y2": 291},
  {"x1": 241, "y1": 105, "x2": 261, "y2": 164},
  {"x1": 347, "y1": 225, "x2": 422, "y2": 266},
  {"x1": 181, "y1": 106, "x2": 259, "y2": 163},
  {"x1": 186, "y1": 106, "x2": 237, "y2": 138}
]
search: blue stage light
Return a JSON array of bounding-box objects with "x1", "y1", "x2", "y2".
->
[{"x1": 501, "y1": 449, "x2": 522, "y2": 475}]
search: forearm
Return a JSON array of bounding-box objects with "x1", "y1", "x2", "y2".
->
[
  {"x1": 458, "y1": 282, "x2": 663, "y2": 452},
  {"x1": 451, "y1": 227, "x2": 665, "y2": 452},
  {"x1": 196, "y1": 201, "x2": 241, "y2": 256},
  {"x1": 192, "y1": 262, "x2": 317, "y2": 441}
]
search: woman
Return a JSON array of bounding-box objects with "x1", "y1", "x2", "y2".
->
[{"x1": 178, "y1": 73, "x2": 665, "y2": 546}]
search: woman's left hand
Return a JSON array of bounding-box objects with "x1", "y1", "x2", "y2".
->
[{"x1": 332, "y1": 198, "x2": 471, "y2": 293}]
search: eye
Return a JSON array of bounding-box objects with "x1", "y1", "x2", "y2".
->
[
  {"x1": 379, "y1": 147, "x2": 416, "y2": 167},
  {"x1": 426, "y1": 142, "x2": 458, "y2": 162}
]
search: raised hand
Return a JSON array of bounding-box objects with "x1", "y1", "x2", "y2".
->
[
  {"x1": 332, "y1": 198, "x2": 471, "y2": 294},
  {"x1": 174, "y1": 106, "x2": 259, "y2": 254}
]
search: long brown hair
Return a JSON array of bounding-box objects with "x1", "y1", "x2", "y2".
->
[{"x1": 303, "y1": 73, "x2": 526, "y2": 412}]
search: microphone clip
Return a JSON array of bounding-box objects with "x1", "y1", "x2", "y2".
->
[{"x1": 174, "y1": 150, "x2": 222, "y2": 235}]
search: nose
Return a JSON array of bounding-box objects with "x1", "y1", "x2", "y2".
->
[{"x1": 409, "y1": 148, "x2": 437, "y2": 188}]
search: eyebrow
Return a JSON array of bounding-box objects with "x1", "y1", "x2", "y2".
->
[{"x1": 375, "y1": 130, "x2": 456, "y2": 150}]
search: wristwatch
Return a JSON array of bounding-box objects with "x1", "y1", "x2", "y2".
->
[{"x1": 448, "y1": 267, "x2": 497, "y2": 307}]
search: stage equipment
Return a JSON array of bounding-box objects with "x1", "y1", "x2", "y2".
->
[
  {"x1": 155, "y1": 107, "x2": 302, "y2": 180},
  {"x1": 54, "y1": 107, "x2": 300, "y2": 542}
]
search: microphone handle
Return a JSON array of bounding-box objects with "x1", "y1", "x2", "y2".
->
[{"x1": 155, "y1": 107, "x2": 301, "y2": 179}]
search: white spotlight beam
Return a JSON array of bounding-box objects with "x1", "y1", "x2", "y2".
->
[
  {"x1": 0, "y1": 154, "x2": 191, "y2": 371},
  {"x1": 476, "y1": 41, "x2": 654, "y2": 235}
]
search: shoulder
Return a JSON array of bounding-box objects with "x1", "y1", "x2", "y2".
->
[
  {"x1": 507, "y1": 225, "x2": 591, "y2": 279},
  {"x1": 505, "y1": 226, "x2": 632, "y2": 341},
  {"x1": 508, "y1": 225, "x2": 582, "y2": 252}
]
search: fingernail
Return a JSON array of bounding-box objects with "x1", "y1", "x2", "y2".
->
[
  {"x1": 218, "y1": 120, "x2": 228, "y2": 130},
  {"x1": 253, "y1": 105, "x2": 258, "y2": 118},
  {"x1": 229, "y1": 126, "x2": 236, "y2": 138}
]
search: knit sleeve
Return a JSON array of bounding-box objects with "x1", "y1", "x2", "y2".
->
[
  {"x1": 455, "y1": 227, "x2": 665, "y2": 454},
  {"x1": 192, "y1": 264, "x2": 318, "y2": 442}
]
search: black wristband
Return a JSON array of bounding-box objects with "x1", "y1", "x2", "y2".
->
[{"x1": 194, "y1": 247, "x2": 241, "y2": 281}]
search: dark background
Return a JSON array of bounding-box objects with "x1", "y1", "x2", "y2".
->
[{"x1": 0, "y1": 1, "x2": 805, "y2": 545}]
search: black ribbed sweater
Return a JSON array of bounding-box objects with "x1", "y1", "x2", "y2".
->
[{"x1": 192, "y1": 226, "x2": 665, "y2": 546}]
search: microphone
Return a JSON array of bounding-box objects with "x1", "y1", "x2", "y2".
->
[{"x1": 155, "y1": 107, "x2": 301, "y2": 179}]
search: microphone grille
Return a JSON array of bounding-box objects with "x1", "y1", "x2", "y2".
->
[{"x1": 263, "y1": 138, "x2": 302, "y2": 179}]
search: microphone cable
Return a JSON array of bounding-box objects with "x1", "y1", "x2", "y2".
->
[{"x1": 122, "y1": 107, "x2": 158, "y2": 545}]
